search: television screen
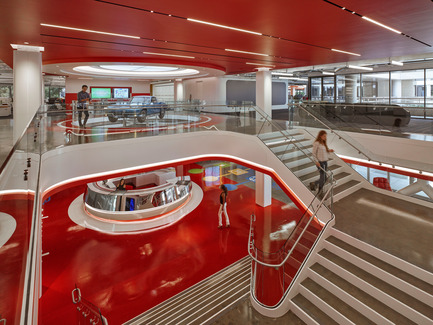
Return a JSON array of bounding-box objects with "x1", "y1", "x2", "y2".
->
[
  {"x1": 113, "y1": 88, "x2": 130, "y2": 99},
  {"x1": 91, "y1": 88, "x2": 112, "y2": 99}
]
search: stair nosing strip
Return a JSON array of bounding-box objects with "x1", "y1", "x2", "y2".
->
[
  {"x1": 317, "y1": 252, "x2": 432, "y2": 325},
  {"x1": 125, "y1": 257, "x2": 250, "y2": 323},
  {"x1": 299, "y1": 284, "x2": 356, "y2": 325},
  {"x1": 145, "y1": 268, "x2": 251, "y2": 324},
  {"x1": 162, "y1": 278, "x2": 251, "y2": 325},
  {"x1": 308, "y1": 267, "x2": 393, "y2": 325},
  {"x1": 324, "y1": 238, "x2": 433, "y2": 306},
  {"x1": 289, "y1": 299, "x2": 321, "y2": 325}
]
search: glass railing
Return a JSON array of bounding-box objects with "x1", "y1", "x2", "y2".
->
[
  {"x1": 1, "y1": 100, "x2": 336, "y2": 323},
  {"x1": 248, "y1": 175, "x2": 335, "y2": 307}
]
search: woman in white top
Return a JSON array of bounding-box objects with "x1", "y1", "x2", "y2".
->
[{"x1": 310, "y1": 130, "x2": 334, "y2": 193}]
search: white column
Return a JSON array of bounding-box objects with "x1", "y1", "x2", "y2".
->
[
  {"x1": 174, "y1": 79, "x2": 184, "y2": 103},
  {"x1": 255, "y1": 68, "x2": 272, "y2": 117},
  {"x1": 255, "y1": 171, "x2": 272, "y2": 207},
  {"x1": 12, "y1": 45, "x2": 44, "y2": 142}
]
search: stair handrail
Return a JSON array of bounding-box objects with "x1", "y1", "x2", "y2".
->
[
  {"x1": 253, "y1": 105, "x2": 335, "y2": 190},
  {"x1": 297, "y1": 102, "x2": 375, "y2": 162},
  {"x1": 248, "y1": 176, "x2": 335, "y2": 269}
]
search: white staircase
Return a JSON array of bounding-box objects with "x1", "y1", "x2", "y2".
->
[
  {"x1": 258, "y1": 130, "x2": 362, "y2": 202},
  {"x1": 289, "y1": 228, "x2": 433, "y2": 325}
]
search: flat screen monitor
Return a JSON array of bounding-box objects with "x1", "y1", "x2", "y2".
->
[
  {"x1": 91, "y1": 88, "x2": 112, "y2": 99},
  {"x1": 113, "y1": 88, "x2": 130, "y2": 99}
]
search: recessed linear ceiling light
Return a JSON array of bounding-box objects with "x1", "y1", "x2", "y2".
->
[
  {"x1": 246, "y1": 62, "x2": 275, "y2": 67},
  {"x1": 142, "y1": 51, "x2": 195, "y2": 59},
  {"x1": 225, "y1": 49, "x2": 268, "y2": 57},
  {"x1": 322, "y1": 71, "x2": 335, "y2": 75},
  {"x1": 391, "y1": 60, "x2": 404, "y2": 66},
  {"x1": 361, "y1": 16, "x2": 402, "y2": 34},
  {"x1": 40, "y1": 23, "x2": 140, "y2": 39},
  {"x1": 187, "y1": 18, "x2": 262, "y2": 35},
  {"x1": 272, "y1": 72, "x2": 293, "y2": 76},
  {"x1": 331, "y1": 48, "x2": 361, "y2": 56},
  {"x1": 348, "y1": 65, "x2": 373, "y2": 71},
  {"x1": 279, "y1": 77, "x2": 308, "y2": 81}
]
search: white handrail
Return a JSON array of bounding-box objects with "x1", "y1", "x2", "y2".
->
[{"x1": 247, "y1": 179, "x2": 335, "y2": 269}]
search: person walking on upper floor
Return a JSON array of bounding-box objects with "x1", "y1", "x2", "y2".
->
[
  {"x1": 310, "y1": 130, "x2": 334, "y2": 194},
  {"x1": 77, "y1": 85, "x2": 90, "y2": 127},
  {"x1": 218, "y1": 184, "x2": 230, "y2": 228}
]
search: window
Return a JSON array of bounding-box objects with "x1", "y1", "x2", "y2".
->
[
  {"x1": 361, "y1": 72, "x2": 389, "y2": 104},
  {"x1": 310, "y1": 78, "x2": 322, "y2": 101}
]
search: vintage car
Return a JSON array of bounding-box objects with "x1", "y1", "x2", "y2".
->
[{"x1": 105, "y1": 96, "x2": 168, "y2": 123}]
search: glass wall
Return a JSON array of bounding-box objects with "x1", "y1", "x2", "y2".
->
[
  {"x1": 336, "y1": 74, "x2": 360, "y2": 103},
  {"x1": 426, "y1": 69, "x2": 433, "y2": 117},
  {"x1": 362, "y1": 72, "x2": 389, "y2": 104},
  {"x1": 323, "y1": 77, "x2": 335, "y2": 102},
  {"x1": 310, "y1": 77, "x2": 322, "y2": 101},
  {"x1": 390, "y1": 69, "x2": 424, "y2": 107}
]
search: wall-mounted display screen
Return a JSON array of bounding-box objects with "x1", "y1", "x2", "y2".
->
[
  {"x1": 91, "y1": 88, "x2": 112, "y2": 99},
  {"x1": 113, "y1": 88, "x2": 130, "y2": 98}
]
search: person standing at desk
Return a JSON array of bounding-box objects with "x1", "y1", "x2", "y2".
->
[{"x1": 77, "y1": 85, "x2": 90, "y2": 127}]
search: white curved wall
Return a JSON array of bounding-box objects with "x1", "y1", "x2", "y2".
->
[{"x1": 39, "y1": 131, "x2": 332, "y2": 223}]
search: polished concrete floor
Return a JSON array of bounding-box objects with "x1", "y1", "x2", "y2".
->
[
  {"x1": 213, "y1": 297, "x2": 305, "y2": 325},
  {"x1": 333, "y1": 188, "x2": 433, "y2": 273}
]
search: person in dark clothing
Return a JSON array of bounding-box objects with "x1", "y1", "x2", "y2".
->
[
  {"x1": 218, "y1": 184, "x2": 230, "y2": 228},
  {"x1": 116, "y1": 178, "x2": 126, "y2": 191},
  {"x1": 77, "y1": 85, "x2": 90, "y2": 127}
]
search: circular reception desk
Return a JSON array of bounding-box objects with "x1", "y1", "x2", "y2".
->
[{"x1": 84, "y1": 168, "x2": 192, "y2": 221}]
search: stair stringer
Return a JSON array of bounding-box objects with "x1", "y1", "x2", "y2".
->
[{"x1": 249, "y1": 217, "x2": 335, "y2": 318}]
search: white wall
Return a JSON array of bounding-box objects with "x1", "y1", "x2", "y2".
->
[
  {"x1": 152, "y1": 83, "x2": 174, "y2": 102},
  {"x1": 65, "y1": 78, "x2": 150, "y2": 94},
  {"x1": 183, "y1": 77, "x2": 226, "y2": 104}
]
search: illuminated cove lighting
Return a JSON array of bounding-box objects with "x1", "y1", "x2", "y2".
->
[{"x1": 72, "y1": 65, "x2": 200, "y2": 77}]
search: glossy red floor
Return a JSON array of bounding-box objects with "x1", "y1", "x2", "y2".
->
[
  {"x1": 36, "y1": 161, "x2": 307, "y2": 324},
  {"x1": 0, "y1": 195, "x2": 33, "y2": 325}
]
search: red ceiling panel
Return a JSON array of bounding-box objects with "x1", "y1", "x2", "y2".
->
[{"x1": 0, "y1": 0, "x2": 432, "y2": 74}]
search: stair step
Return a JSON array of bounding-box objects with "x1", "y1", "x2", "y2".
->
[
  {"x1": 311, "y1": 262, "x2": 416, "y2": 324},
  {"x1": 333, "y1": 179, "x2": 360, "y2": 196},
  {"x1": 258, "y1": 131, "x2": 303, "y2": 141},
  {"x1": 334, "y1": 172, "x2": 351, "y2": 181},
  {"x1": 273, "y1": 144, "x2": 313, "y2": 156},
  {"x1": 319, "y1": 249, "x2": 433, "y2": 321},
  {"x1": 125, "y1": 256, "x2": 251, "y2": 325},
  {"x1": 326, "y1": 236, "x2": 433, "y2": 296},
  {"x1": 299, "y1": 164, "x2": 341, "y2": 182},
  {"x1": 301, "y1": 277, "x2": 375, "y2": 325},
  {"x1": 266, "y1": 138, "x2": 308, "y2": 148},
  {"x1": 289, "y1": 161, "x2": 316, "y2": 172},
  {"x1": 292, "y1": 294, "x2": 339, "y2": 325}
]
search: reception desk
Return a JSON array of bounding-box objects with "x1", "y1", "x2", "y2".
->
[{"x1": 84, "y1": 169, "x2": 192, "y2": 221}]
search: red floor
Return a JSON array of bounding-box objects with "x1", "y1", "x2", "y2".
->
[
  {"x1": 0, "y1": 195, "x2": 33, "y2": 325},
  {"x1": 37, "y1": 162, "x2": 306, "y2": 324}
]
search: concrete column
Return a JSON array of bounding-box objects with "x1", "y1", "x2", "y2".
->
[
  {"x1": 255, "y1": 69, "x2": 272, "y2": 117},
  {"x1": 255, "y1": 171, "x2": 272, "y2": 207},
  {"x1": 12, "y1": 45, "x2": 44, "y2": 142},
  {"x1": 344, "y1": 75, "x2": 357, "y2": 103},
  {"x1": 174, "y1": 79, "x2": 184, "y2": 103}
]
